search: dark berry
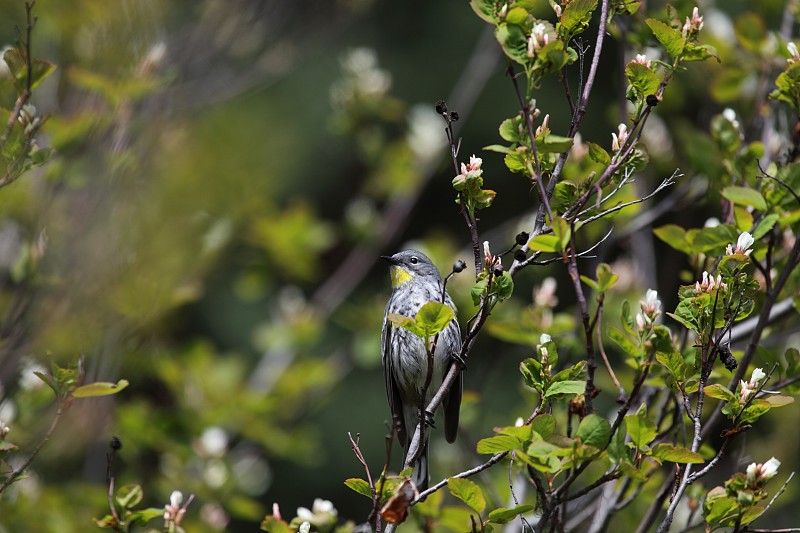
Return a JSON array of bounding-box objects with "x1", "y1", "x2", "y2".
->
[
  {"x1": 435, "y1": 100, "x2": 447, "y2": 115},
  {"x1": 452, "y1": 260, "x2": 467, "y2": 273},
  {"x1": 515, "y1": 231, "x2": 529, "y2": 245}
]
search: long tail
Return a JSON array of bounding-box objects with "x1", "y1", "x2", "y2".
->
[{"x1": 410, "y1": 441, "x2": 429, "y2": 492}]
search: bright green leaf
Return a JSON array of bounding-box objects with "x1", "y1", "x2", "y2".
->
[
  {"x1": 576, "y1": 414, "x2": 611, "y2": 450},
  {"x1": 415, "y1": 301, "x2": 456, "y2": 337},
  {"x1": 625, "y1": 404, "x2": 657, "y2": 448},
  {"x1": 651, "y1": 443, "x2": 704, "y2": 464},
  {"x1": 476, "y1": 435, "x2": 522, "y2": 454},
  {"x1": 544, "y1": 380, "x2": 585, "y2": 399},
  {"x1": 487, "y1": 504, "x2": 535, "y2": 524},
  {"x1": 587, "y1": 142, "x2": 611, "y2": 165},
  {"x1": 261, "y1": 516, "x2": 293, "y2": 533},
  {"x1": 722, "y1": 186, "x2": 767, "y2": 211},
  {"x1": 702, "y1": 384, "x2": 736, "y2": 403},
  {"x1": 645, "y1": 18, "x2": 686, "y2": 58},
  {"x1": 115, "y1": 484, "x2": 144, "y2": 510},
  {"x1": 527, "y1": 233, "x2": 560, "y2": 253},
  {"x1": 344, "y1": 478, "x2": 373, "y2": 499},
  {"x1": 448, "y1": 477, "x2": 486, "y2": 514},
  {"x1": 531, "y1": 414, "x2": 556, "y2": 439},
  {"x1": 653, "y1": 224, "x2": 689, "y2": 252},
  {"x1": 72, "y1": 379, "x2": 130, "y2": 398}
]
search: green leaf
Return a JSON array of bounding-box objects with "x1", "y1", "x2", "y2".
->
[
  {"x1": 580, "y1": 274, "x2": 599, "y2": 291},
  {"x1": 494, "y1": 272, "x2": 514, "y2": 302},
  {"x1": 537, "y1": 134, "x2": 574, "y2": 154},
  {"x1": 387, "y1": 313, "x2": 421, "y2": 337},
  {"x1": 752, "y1": 213, "x2": 779, "y2": 240},
  {"x1": 471, "y1": 276, "x2": 489, "y2": 306},
  {"x1": 416, "y1": 301, "x2": 456, "y2": 336},
  {"x1": 544, "y1": 380, "x2": 585, "y2": 399},
  {"x1": 645, "y1": 18, "x2": 686, "y2": 58},
  {"x1": 448, "y1": 477, "x2": 486, "y2": 514},
  {"x1": 595, "y1": 262, "x2": 618, "y2": 292},
  {"x1": 33, "y1": 371, "x2": 58, "y2": 396},
  {"x1": 703, "y1": 384, "x2": 736, "y2": 403},
  {"x1": 740, "y1": 505, "x2": 767, "y2": 525},
  {"x1": 656, "y1": 351, "x2": 686, "y2": 383},
  {"x1": 704, "y1": 489, "x2": 737, "y2": 525},
  {"x1": 527, "y1": 234, "x2": 560, "y2": 253},
  {"x1": 483, "y1": 144, "x2": 512, "y2": 154},
  {"x1": 692, "y1": 224, "x2": 740, "y2": 254},
  {"x1": 550, "y1": 216, "x2": 571, "y2": 253},
  {"x1": 608, "y1": 326, "x2": 639, "y2": 358},
  {"x1": 576, "y1": 414, "x2": 611, "y2": 450},
  {"x1": 476, "y1": 435, "x2": 522, "y2": 454},
  {"x1": 722, "y1": 186, "x2": 767, "y2": 211},
  {"x1": 505, "y1": 6, "x2": 530, "y2": 25},
  {"x1": 625, "y1": 61, "x2": 660, "y2": 98},
  {"x1": 608, "y1": 419, "x2": 628, "y2": 464},
  {"x1": 621, "y1": 300, "x2": 635, "y2": 335},
  {"x1": 497, "y1": 424, "x2": 534, "y2": 441},
  {"x1": 587, "y1": 142, "x2": 611, "y2": 165},
  {"x1": 770, "y1": 62, "x2": 800, "y2": 111},
  {"x1": 763, "y1": 395, "x2": 795, "y2": 407},
  {"x1": 499, "y1": 117, "x2": 522, "y2": 143},
  {"x1": 531, "y1": 414, "x2": 556, "y2": 439},
  {"x1": 504, "y1": 150, "x2": 527, "y2": 173},
  {"x1": 560, "y1": 0, "x2": 598, "y2": 34},
  {"x1": 651, "y1": 443, "x2": 704, "y2": 464},
  {"x1": 344, "y1": 478, "x2": 373, "y2": 499},
  {"x1": 72, "y1": 379, "x2": 130, "y2": 398},
  {"x1": 520, "y1": 358, "x2": 545, "y2": 392},
  {"x1": 470, "y1": 0, "x2": 498, "y2": 23},
  {"x1": 3, "y1": 48, "x2": 57, "y2": 92},
  {"x1": 683, "y1": 43, "x2": 720, "y2": 62},
  {"x1": 487, "y1": 504, "x2": 535, "y2": 524},
  {"x1": 115, "y1": 484, "x2": 143, "y2": 510},
  {"x1": 495, "y1": 23, "x2": 530, "y2": 65},
  {"x1": 128, "y1": 507, "x2": 167, "y2": 525},
  {"x1": 653, "y1": 224, "x2": 689, "y2": 253},
  {"x1": 625, "y1": 404, "x2": 657, "y2": 448},
  {"x1": 260, "y1": 515, "x2": 293, "y2": 533},
  {"x1": 667, "y1": 301, "x2": 699, "y2": 332}
]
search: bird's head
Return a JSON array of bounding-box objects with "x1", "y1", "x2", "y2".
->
[{"x1": 381, "y1": 250, "x2": 440, "y2": 288}]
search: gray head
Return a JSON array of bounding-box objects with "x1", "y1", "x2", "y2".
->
[{"x1": 381, "y1": 249, "x2": 442, "y2": 287}]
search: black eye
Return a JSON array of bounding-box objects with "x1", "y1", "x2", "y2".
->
[{"x1": 410, "y1": 256, "x2": 419, "y2": 265}]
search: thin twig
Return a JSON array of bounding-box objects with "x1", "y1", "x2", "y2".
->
[{"x1": 0, "y1": 400, "x2": 68, "y2": 494}]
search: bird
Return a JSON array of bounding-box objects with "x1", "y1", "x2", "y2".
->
[{"x1": 380, "y1": 249, "x2": 462, "y2": 491}]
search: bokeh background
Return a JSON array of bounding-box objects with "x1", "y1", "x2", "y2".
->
[{"x1": 0, "y1": 0, "x2": 798, "y2": 531}]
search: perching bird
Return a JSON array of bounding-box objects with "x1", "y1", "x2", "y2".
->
[{"x1": 381, "y1": 250, "x2": 462, "y2": 491}]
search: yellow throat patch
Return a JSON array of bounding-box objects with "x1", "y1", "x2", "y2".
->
[{"x1": 390, "y1": 266, "x2": 413, "y2": 288}]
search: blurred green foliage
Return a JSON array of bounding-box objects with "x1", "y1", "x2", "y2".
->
[{"x1": 0, "y1": 0, "x2": 797, "y2": 532}]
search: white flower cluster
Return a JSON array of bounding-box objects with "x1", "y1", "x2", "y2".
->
[
  {"x1": 695, "y1": 271, "x2": 727, "y2": 294},
  {"x1": 739, "y1": 367, "x2": 766, "y2": 403},
  {"x1": 746, "y1": 457, "x2": 780, "y2": 484},
  {"x1": 726, "y1": 231, "x2": 754, "y2": 256}
]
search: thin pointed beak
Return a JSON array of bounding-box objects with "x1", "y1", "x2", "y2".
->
[{"x1": 381, "y1": 255, "x2": 400, "y2": 266}]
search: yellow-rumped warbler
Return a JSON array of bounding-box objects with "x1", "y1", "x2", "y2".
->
[{"x1": 381, "y1": 250, "x2": 462, "y2": 491}]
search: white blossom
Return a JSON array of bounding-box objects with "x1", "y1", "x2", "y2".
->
[
  {"x1": 747, "y1": 457, "x2": 781, "y2": 483},
  {"x1": 611, "y1": 123, "x2": 629, "y2": 152},
  {"x1": 632, "y1": 54, "x2": 652, "y2": 68},
  {"x1": 788, "y1": 42, "x2": 800, "y2": 63},
  {"x1": 535, "y1": 114, "x2": 550, "y2": 137},
  {"x1": 682, "y1": 7, "x2": 704, "y2": 36}
]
